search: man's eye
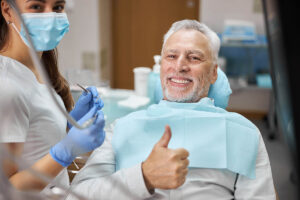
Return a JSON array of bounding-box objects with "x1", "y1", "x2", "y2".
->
[
  {"x1": 167, "y1": 55, "x2": 176, "y2": 59},
  {"x1": 190, "y1": 56, "x2": 200, "y2": 61}
]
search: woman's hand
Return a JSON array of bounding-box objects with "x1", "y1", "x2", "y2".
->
[
  {"x1": 68, "y1": 86, "x2": 104, "y2": 128},
  {"x1": 50, "y1": 106, "x2": 106, "y2": 167}
]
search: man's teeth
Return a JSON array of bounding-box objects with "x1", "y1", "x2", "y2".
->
[{"x1": 170, "y1": 78, "x2": 190, "y2": 84}]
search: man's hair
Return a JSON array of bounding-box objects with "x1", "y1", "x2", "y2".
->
[{"x1": 162, "y1": 19, "x2": 220, "y2": 65}]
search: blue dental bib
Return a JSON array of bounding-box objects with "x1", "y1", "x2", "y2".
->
[{"x1": 112, "y1": 98, "x2": 259, "y2": 179}]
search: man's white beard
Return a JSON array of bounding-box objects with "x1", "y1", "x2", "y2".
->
[{"x1": 163, "y1": 76, "x2": 211, "y2": 103}]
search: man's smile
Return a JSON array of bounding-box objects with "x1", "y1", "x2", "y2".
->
[{"x1": 168, "y1": 77, "x2": 193, "y2": 88}]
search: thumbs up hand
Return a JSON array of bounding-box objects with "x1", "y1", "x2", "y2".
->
[{"x1": 141, "y1": 125, "x2": 190, "y2": 192}]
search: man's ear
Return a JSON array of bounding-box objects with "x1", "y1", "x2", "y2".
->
[
  {"x1": 1, "y1": 0, "x2": 14, "y2": 24},
  {"x1": 210, "y1": 64, "x2": 218, "y2": 84}
]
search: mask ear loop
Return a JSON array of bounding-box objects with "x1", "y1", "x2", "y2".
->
[
  {"x1": 7, "y1": 21, "x2": 33, "y2": 49},
  {"x1": 9, "y1": 22, "x2": 19, "y2": 33},
  {"x1": 9, "y1": 22, "x2": 21, "y2": 36}
]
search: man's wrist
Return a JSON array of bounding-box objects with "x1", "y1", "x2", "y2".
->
[{"x1": 141, "y1": 162, "x2": 155, "y2": 194}]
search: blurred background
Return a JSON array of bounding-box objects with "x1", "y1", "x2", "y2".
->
[{"x1": 56, "y1": 0, "x2": 297, "y2": 199}]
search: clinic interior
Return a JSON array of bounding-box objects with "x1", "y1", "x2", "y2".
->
[
  {"x1": 60, "y1": 1, "x2": 296, "y2": 199},
  {"x1": 1, "y1": 0, "x2": 297, "y2": 199},
  {"x1": 57, "y1": 1, "x2": 297, "y2": 199}
]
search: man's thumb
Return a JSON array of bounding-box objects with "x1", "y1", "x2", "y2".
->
[{"x1": 157, "y1": 125, "x2": 172, "y2": 148}]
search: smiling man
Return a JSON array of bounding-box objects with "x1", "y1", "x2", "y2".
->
[
  {"x1": 161, "y1": 28, "x2": 218, "y2": 103},
  {"x1": 67, "y1": 20, "x2": 276, "y2": 200}
]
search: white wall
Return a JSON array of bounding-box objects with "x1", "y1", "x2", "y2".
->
[
  {"x1": 57, "y1": 0, "x2": 100, "y2": 85},
  {"x1": 99, "y1": 0, "x2": 112, "y2": 83},
  {"x1": 200, "y1": 0, "x2": 266, "y2": 35}
]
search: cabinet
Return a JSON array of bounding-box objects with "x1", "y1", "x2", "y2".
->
[
  {"x1": 219, "y1": 42, "x2": 269, "y2": 82},
  {"x1": 219, "y1": 42, "x2": 272, "y2": 119}
]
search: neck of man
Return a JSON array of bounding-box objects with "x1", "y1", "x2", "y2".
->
[{"x1": 163, "y1": 95, "x2": 208, "y2": 103}]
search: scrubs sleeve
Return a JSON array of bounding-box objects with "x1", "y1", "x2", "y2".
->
[
  {"x1": 234, "y1": 130, "x2": 276, "y2": 200},
  {"x1": 0, "y1": 82, "x2": 30, "y2": 143},
  {"x1": 67, "y1": 128, "x2": 154, "y2": 200}
]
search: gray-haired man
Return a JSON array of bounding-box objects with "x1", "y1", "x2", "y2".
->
[{"x1": 67, "y1": 20, "x2": 276, "y2": 200}]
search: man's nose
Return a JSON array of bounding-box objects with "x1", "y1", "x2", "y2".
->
[{"x1": 176, "y1": 56, "x2": 190, "y2": 72}]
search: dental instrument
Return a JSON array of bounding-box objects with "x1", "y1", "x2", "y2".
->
[
  {"x1": 77, "y1": 83, "x2": 89, "y2": 93},
  {"x1": 77, "y1": 83, "x2": 102, "y2": 103}
]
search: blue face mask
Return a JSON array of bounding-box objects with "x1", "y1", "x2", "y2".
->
[{"x1": 11, "y1": 12, "x2": 69, "y2": 51}]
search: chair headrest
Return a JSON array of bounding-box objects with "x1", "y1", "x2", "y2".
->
[{"x1": 208, "y1": 67, "x2": 232, "y2": 109}]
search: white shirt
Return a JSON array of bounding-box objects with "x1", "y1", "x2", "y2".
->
[
  {"x1": 67, "y1": 124, "x2": 276, "y2": 200},
  {"x1": 0, "y1": 55, "x2": 69, "y2": 189}
]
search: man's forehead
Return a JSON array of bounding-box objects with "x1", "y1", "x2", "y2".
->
[
  {"x1": 163, "y1": 48, "x2": 205, "y2": 55},
  {"x1": 162, "y1": 29, "x2": 210, "y2": 54}
]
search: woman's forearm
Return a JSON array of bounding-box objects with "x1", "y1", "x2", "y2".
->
[{"x1": 9, "y1": 153, "x2": 65, "y2": 191}]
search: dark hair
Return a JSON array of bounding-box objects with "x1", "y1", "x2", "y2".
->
[
  {"x1": 0, "y1": 1, "x2": 74, "y2": 111},
  {"x1": 0, "y1": 1, "x2": 9, "y2": 50},
  {"x1": 42, "y1": 50, "x2": 74, "y2": 112}
]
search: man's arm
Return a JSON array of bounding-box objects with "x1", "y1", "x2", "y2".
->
[
  {"x1": 67, "y1": 125, "x2": 189, "y2": 200},
  {"x1": 66, "y1": 127, "x2": 153, "y2": 200},
  {"x1": 234, "y1": 130, "x2": 276, "y2": 200}
]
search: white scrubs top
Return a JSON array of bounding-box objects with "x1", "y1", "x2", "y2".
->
[
  {"x1": 67, "y1": 124, "x2": 276, "y2": 200},
  {"x1": 0, "y1": 55, "x2": 69, "y2": 189}
]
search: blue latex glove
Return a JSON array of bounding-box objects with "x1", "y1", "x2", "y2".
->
[
  {"x1": 50, "y1": 106, "x2": 105, "y2": 167},
  {"x1": 68, "y1": 86, "x2": 104, "y2": 129}
]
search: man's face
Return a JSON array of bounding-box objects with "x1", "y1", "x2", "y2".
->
[{"x1": 160, "y1": 29, "x2": 217, "y2": 103}]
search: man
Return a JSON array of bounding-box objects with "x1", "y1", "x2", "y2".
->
[{"x1": 67, "y1": 20, "x2": 276, "y2": 200}]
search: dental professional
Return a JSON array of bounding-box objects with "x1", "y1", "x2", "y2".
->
[
  {"x1": 67, "y1": 20, "x2": 276, "y2": 200},
  {"x1": 0, "y1": 0, "x2": 105, "y2": 192}
]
